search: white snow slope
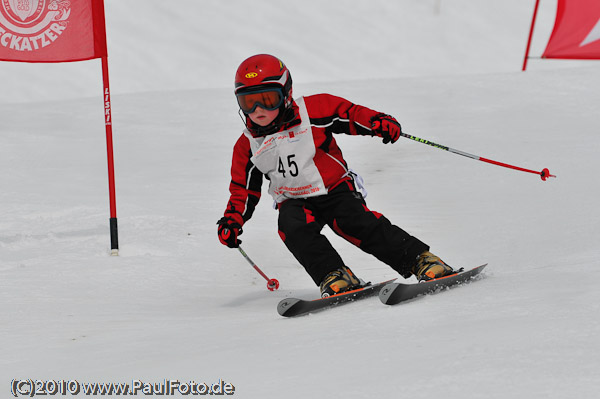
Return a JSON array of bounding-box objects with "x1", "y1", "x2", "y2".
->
[{"x1": 1, "y1": 1, "x2": 599, "y2": 398}]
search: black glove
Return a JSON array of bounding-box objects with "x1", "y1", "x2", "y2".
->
[
  {"x1": 217, "y1": 217, "x2": 242, "y2": 248},
  {"x1": 371, "y1": 114, "x2": 402, "y2": 144}
]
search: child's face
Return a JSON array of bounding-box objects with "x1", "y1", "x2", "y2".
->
[{"x1": 248, "y1": 106, "x2": 280, "y2": 127}]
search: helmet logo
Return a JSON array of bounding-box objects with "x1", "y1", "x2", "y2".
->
[{"x1": 245, "y1": 72, "x2": 258, "y2": 78}]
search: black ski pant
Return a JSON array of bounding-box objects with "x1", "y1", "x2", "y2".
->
[{"x1": 277, "y1": 183, "x2": 429, "y2": 285}]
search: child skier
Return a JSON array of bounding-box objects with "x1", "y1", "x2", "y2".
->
[{"x1": 217, "y1": 54, "x2": 456, "y2": 297}]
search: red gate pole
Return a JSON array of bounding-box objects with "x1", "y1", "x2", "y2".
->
[
  {"x1": 523, "y1": 0, "x2": 541, "y2": 71},
  {"x1": 101, "y1": 56, "x2": 119, "y2": 255}
]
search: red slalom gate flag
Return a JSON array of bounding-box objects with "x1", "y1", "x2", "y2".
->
[
  {"x1": 0, "y1": 0, "x2": 119, "y2": 255},
  {"x1": 0, "y1": 0, "x2": 107, "y2": 62},
  {"x1": 542, "y1": 0, "x2": 600, "y2": 59}
]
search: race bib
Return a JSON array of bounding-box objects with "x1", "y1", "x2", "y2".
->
[{"x1": 245, "y1": 98, "x2": 327, "y2": 203}]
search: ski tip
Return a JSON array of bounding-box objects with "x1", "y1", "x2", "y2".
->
[
  {"x1": 474, "y1": 263, "x2": 488, "y2": 272},
  {"x1": 277, "y1": 298, "x2": 302, "y2": 317},
  {"x1": 378, "y1": 283, "x2": 399, "y2": 305}
]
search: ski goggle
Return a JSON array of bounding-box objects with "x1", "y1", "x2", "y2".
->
[{"x1": 236, "y1": 88, "x2": 284, "y2": 114}]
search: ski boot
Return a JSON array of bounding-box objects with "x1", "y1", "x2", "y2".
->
[
  {"x1": 319, "y1": 266, "x2": 362, "y2": 298},
  {"x1": 412, "y1": 251, "x2": 456, "y2": 282}
]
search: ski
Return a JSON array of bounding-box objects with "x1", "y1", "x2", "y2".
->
[
  {"x1": 277, "y1": 279, "x2": 397, "y2": 317},
  {"x1": 379, "y1": 264, "x2": 487, "y2": 305}
]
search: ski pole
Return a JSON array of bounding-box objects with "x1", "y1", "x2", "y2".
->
[
  {"x1": 237, "y1": 245, "x2": 280, "y2": 291},
  {"x1": 400, "y1": 132, "x2": 556, "y2": 181}
]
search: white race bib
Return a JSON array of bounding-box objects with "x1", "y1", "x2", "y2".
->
[{"x1": 245, "y1": 98, "x2": 327, "y2": 203}]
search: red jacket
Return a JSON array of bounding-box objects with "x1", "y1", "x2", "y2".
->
[{"x1": 223, "y1": 93, "x2": 385, "y2": 227}]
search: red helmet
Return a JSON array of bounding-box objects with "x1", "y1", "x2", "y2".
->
[{"x1": 234, "y1": 54, "x2": 293, "y2": 112}]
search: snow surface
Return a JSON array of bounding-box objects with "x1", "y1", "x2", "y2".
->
[{"x1": 1, "y1": 1, "x2": 599, "y2": 398}]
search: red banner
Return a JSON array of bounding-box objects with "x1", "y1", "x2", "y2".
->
[
  {"x1": 0, "y1": 0, "x2": 107, "y2": 62},
  {"x1": 543, "y1": 0, "x2": 600, "y2": 59}
]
